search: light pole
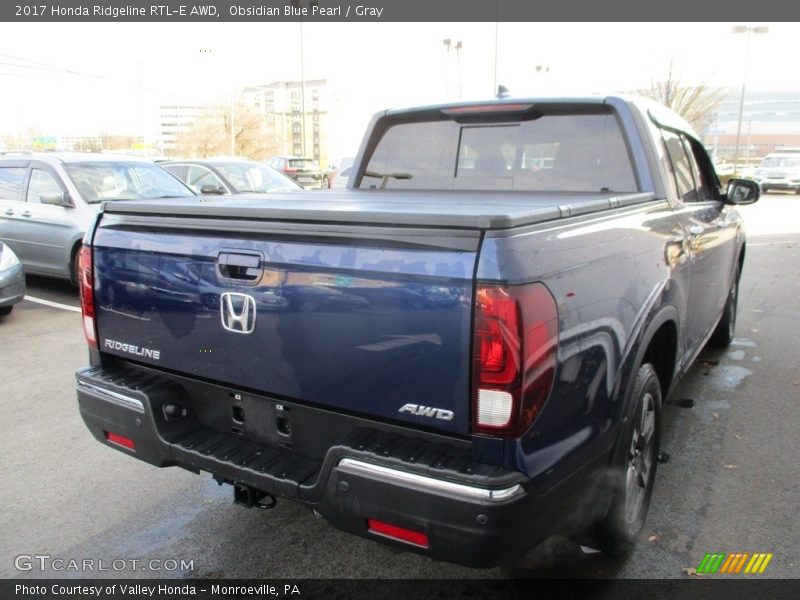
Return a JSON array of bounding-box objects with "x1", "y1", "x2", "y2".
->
[
  {"x1": 455, "y1": 41, "x2": 463, "y2": 100},
  {"x1": 443, "y1": 38, "x2": 452, "y2": 100},
  {"x1": 443, "y1": 38, "x2": 463, "y2": 101},
  {"x1": 731, "y1": 25, "x2": 768, "y2": 174}
]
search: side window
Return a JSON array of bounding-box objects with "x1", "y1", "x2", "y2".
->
[
  {"x1": 0, "y1": 167, "x2": 27, "y2": 201},
  {"x1": 26, "y1": 169, "x2": 64, "y2": 204},
  {"x1": 661, "y1": 129, "x2": 697, "y2": 202},
  {"x1": 684, "y1": 137, "x2": 719, "y2": 200},
  {"x1": 186, "y1": 166, "x2": 224, "y2": 193}
]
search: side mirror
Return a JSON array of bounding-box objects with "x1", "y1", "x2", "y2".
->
[
  {"x1": 725, "y1": 178, "x2": 760, "y2": 205},
  {"x1": 200, "y1": 184, "x2": 226, "y2": 195},
  {"x1": 39, "y1": 192, "x2": 69, "y2": 206}
]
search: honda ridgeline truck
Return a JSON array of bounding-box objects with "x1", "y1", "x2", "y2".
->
[{"x1": 75, "y1": 96, "x2": 759, "y2": 567}]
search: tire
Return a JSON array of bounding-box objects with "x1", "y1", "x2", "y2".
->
[
  {"x1": 70, "y1": 244, "x2": 82, "y2": 287},
  {"x1": 708, "y1": 266, "x2": 739, "y2": 348},
  {"x1": 596, "y1": 363, "x2": 661, "y2": 555},
  {"x1": 0, "y1": 305, "x2": 12, "y2": 316}
]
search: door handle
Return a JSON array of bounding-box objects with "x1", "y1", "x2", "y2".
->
[
  {"x1": 3, "y1": 209, "x2": 13, "y2": 216},
  {"x1": 688, "y1": 224, "x2": 704, "y2": 236},
  {"x1": 21, "y1": 211, "x2": 32, "y2": 218}
]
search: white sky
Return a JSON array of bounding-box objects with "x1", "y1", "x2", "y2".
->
[{"x1": 0, "y1": 21, "x2": 795, "y2": 157}]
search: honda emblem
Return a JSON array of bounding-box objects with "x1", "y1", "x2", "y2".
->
[{"x1": 220, "y1": 292, "x2": 257, "y2": 334}]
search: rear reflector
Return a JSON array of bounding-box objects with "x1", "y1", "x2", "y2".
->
[
  {"x1": 104, "y1": 431, "x2": 135, "y2": 451},
  {"x1": 367, "y1": 518, "x2": 429, "y2": 548}
]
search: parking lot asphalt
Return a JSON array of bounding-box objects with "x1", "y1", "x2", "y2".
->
[{"x1": 1, "y1": 194, "x2": 798, "y2": 581}]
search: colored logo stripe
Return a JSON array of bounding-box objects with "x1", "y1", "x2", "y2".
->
[{"x1": 697, "y1": 552, "x2": 773, "y2": 574}]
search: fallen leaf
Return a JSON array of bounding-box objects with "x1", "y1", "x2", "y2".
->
[
  {"x1": 712, "y1": 412, "x2": 720, "y2": 419},
  {"x1": 683, "y1": 567, "x2": 703, "y2": 577},
  {"x1": 648, "y1": 535, "x2": 658, "y2": 543},
  {"x1": 658, "y1": 452, "x2": 671, "y2": 464},
  {"x1": 723, "y1": 464, "x2": 738, "y2": 469},
  {"x1": 734, "y1": 434, "x2": 742, "y2": 440}
]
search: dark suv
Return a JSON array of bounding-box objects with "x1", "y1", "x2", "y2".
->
[{"x1": 267, "y1": 156, "x2": 324, "y2": 189}]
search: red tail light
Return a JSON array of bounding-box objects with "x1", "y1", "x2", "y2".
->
[
  {"x1": 472, "y1": 283, "x2": 558, "y2": 437},
  {"x1": 78, "y1": 246, "x2": 97, "y2": 349},
  {"x1": 283, "y1": 166, "x2": 298, "y2": 173}
]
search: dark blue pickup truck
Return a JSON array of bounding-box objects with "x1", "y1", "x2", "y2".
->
[{"x1": 75, "y1": 96, "x2": 759, "y2": 567}]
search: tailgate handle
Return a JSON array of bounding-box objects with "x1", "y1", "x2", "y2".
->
[{"x1": 217, "y1": 252, "x2": 263, "y2": 284}]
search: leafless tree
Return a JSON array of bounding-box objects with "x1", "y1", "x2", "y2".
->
[
  {"x1": 635, "y1": 60, "x2": 728, "y2": 133},
  {"x1": 175, "y1": 97, "x2": 281, "y2": 160}
]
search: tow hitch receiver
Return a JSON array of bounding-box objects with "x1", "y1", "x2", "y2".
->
[{"x1": 234, "y1": 483, "x2": 277, "y2": 509}]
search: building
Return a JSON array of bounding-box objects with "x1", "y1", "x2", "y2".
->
[
  {"x1": 157, "y1": 103, "x2": 204, "y2": 155},
  {"x1": 242, "y1": 79, "x2": 328, "y2": 166},
  {"x1": 704, "y1": 90, "x2": 800, "y2": 163}
]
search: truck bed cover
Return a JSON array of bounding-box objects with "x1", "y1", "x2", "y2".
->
[{"x1": 102, "y1": 189, "x2": 657, "y2": 231}]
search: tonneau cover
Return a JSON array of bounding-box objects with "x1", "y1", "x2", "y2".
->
[{"x1": 102, "y1": 189, "x2": 657, "y2": 231}]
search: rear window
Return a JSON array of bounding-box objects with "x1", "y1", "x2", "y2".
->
[
  {"x1": 288, "y1": 159, "x2": 320, "y2": 170},
  {"x1": 359, "y1": 110, "x2": 637, "y2": 192}
]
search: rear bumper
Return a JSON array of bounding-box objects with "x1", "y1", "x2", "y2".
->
[{"x1": 76, "y1": 365, "x2": 574, "y2": 568}]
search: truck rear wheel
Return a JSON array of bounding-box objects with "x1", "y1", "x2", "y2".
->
[
  {"x1": 709, "y1": 266, "x2": 739, "y2": 348},
  {"x1": 596, "y1": 363, "x2": 661, "y2": 555}
]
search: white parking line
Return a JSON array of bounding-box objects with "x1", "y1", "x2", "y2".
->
[
  {"x1": 749, "y1": 241, "x2": 797, "y2": 247},
  {"x1": 23, "y1": 295, "x2": 82, "y2": 313}
]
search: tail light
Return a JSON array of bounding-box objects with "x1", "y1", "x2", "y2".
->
[
  {"x1": 472, "y1": 282, "x2": 558, "y2": 437},
  {"x1": 284, "y1": 166, "x2": 298, "y2": 174},
  {"x1": 78, "y1": 245, "x2": 97, "y2": 349}
]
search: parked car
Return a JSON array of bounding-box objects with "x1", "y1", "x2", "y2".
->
[
  {"x1": 325, "y1": 157, "x2": 355, "y2": 189},
  {"x1": 752, "y1": 152, "x2": 800, "y2": 193},
  {"x1": 0, "y1": 153, "x2": 196, "y2": 283},
  {"x1": 0, "y1": 242, "x2": 25, "y2": 316},
  {"x1": 161, "y1": 158, "x2": 301, "y2": 195},
  {"x1": 267, "y1": 156, "x2": 324, "y2": 189}
]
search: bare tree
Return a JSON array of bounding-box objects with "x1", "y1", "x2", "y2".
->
[
  {"x1": 175, "y1": 97, "x2": 281, "y2": 160},
  {"x1": 635, "y1": 60, "x2": 728, "y2": 133}
]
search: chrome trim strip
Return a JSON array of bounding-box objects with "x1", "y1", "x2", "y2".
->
[
  {"x1": 77, "y1": 381, "x2": 145, "y2": 414},
  {"x1": 337, "y1": 458, "x2": 523, "y2": 502}
]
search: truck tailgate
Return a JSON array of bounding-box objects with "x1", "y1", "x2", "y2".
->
[{"x1": 92, "y1": 211, "x2": 479, "y2": 436}]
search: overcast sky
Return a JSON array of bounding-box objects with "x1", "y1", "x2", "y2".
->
[{"x1": 0, "y1": 22, "x2": 795, "y2": 156}]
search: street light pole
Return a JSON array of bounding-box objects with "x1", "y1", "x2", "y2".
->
[
  {"x1": 455, "y1": 41, "x2": 463, "y2": 100},
  {"x1": 442, "y1": 38, "x2": 451, "y2": 100},
  {"x1": 732, "y1": 25, "x2": 768, "y2": 174}
]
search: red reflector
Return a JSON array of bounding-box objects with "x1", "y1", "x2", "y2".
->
[
  {"x1": 105, "y1": 431, "x2": 135, "y2": 451},
  {"x1": 367, "y1": 518, "x2": 429, "y2": 548}
]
